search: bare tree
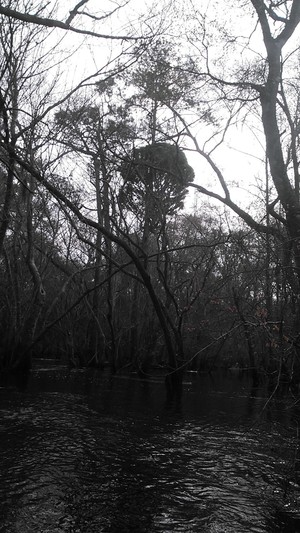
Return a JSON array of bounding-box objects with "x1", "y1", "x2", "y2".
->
[{"x1": 167, "y1": 0, "x2": 300, "y2": 381}]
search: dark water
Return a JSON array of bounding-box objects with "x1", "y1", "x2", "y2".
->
[{"x1": 1, "y1": 367, "x2": 300, "y2": 533}]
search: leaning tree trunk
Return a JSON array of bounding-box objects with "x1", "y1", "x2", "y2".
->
[{"x1": 4, "y1": 144, "x2": 183, "y2": 401}]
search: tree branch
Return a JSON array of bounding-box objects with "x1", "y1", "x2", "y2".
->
[
  {"x1": 0, "y1": 5, "x2": 140, "y2": 41},
  {"x1": 66, "y1": 0, "x2": 89, "y2": 25},
  {"x1": 189, "y1": 182, "x2": 279, "y2": 236}
]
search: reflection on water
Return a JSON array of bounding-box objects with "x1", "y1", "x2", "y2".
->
[{"x1": 0, "y1": 368, "x2": 300, "y2": 532}]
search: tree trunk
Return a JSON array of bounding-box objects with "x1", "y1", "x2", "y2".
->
[{"x1": 252, "y1": 0, "x2": 300, "y2": 380}]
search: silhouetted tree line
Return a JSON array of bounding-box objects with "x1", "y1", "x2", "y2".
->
[{"x1": 0, "y1": 1, "x2": 300, "y2": 395}]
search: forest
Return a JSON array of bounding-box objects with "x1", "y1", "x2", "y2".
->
[{"x1": 1, "y1": 0, "x2": 300, "y2": 400}]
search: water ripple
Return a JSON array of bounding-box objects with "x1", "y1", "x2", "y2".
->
[{"x1": 0, "y1": 373, "x2": 300, "y2": 532}]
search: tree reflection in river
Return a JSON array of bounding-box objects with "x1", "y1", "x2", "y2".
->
[{"x1": 0, "y1": 368, "x2": 300, "y2": 532}]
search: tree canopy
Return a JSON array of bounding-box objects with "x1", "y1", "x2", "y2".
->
[{"x1": 120, "y1": 143, "x2": 195, "y2": 228}]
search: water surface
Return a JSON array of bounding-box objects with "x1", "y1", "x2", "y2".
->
[{"x1": 0, "y1": 367, "x2": 300, "y2": 532}]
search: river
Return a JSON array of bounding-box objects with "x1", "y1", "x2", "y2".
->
[{"x1": 0, "y1": 365, "x2": 300, "y2": 532}]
